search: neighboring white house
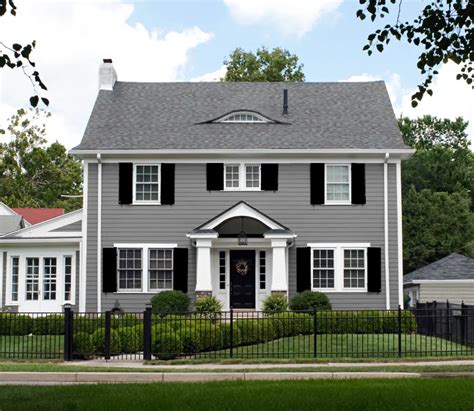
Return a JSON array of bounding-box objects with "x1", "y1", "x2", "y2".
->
[{"x1": 404, "y1": 253, "x2": 474, "y2": 306}]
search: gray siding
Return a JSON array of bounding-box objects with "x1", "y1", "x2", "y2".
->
[
  {"x1": 86, "y1": 162, "x2": 401, "y2": 311},
  {"x1": 419, "y1": 283, "x2": 474, "y2": 305}
]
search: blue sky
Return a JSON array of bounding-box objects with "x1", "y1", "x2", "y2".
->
[{"x1": 0, "y1": 0, "x2": 471, "y2": 147}]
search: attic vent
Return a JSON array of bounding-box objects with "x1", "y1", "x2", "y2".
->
[{"x1": 215, "y1": 111, "x2": 272, "y2": 123}]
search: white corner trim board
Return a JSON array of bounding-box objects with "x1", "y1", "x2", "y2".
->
[
  {"x1": 79, "y1": 161, "x2": 88, "y2": 312},
  {"x1": 396, "y1": 161, "x2": 403, "y2": 307},
  {"x1": 96, "y1": 154, "x2": 102, "y2": 313},
  {"x1": 384, "y1": 153, "x2": 390, "y2": 310}
]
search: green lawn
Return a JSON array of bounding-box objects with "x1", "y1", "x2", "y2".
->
[
  {"x1": 0, "y1": 336, "x2": 63, "y2": 359},
  {"x1": 212, "y1": 334, "x2": 472, "y2": 359},
  {"x1": 1, "y1": 379, "x2": 474, "y2": 410}
]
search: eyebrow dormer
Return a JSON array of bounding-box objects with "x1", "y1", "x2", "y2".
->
[{"x1": 214, "y1": 111, "x2": 274, "y2": 123}]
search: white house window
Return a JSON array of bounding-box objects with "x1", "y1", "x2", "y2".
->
[
  {"x1": 224, "y1": 163, "x2": 260, "y2": 191},
  {"x1": 312, "y1": 249, "x2": 335, "y2": 289},
  {"x1": 310, "y1": 244, "x2": 368, "y2": 292},
  {"x1": 26, "y1": 257, "x2": 40, "y2": 301},
  {"x1": 118, "y1": 249, "x2": 142, "y2": 290},
  {"x1": 343, "y1": 249, "x2": 366, "y2": 289},
  {"x1": 326, "y1": 164, "x2": 350, "y2": 204},
  {"x1": 217, "y1": 111, "x2": 270, "y2": 123},
  {"x1": 43, "y1": 257, "x2": 57, "y2": 300},
  {"x1": 64, "y1": 256, "x2": 72, "y2": 301},
  {"x1": 149, "y1": 249, "x2": 173, "y2": 290},
  {"x1": 134, "y1": 164, "x2": 160, "y2": 203},
  {"x1": 11, "y1": 257, "x2": 19, "y2": 302},
  {"x1": 219, "y1": 251, "x2": 226, "y2": 290},
  {"x1": 259, "y1": 251, "x2": 266, "y2": 289}
]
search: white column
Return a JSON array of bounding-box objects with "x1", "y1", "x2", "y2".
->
[
  {"x1": 195, "y1": 239, "x2": 213, "y2": 292},
  {"x1": 270, "y1": 239, "x2": 288, "y2": 292}
]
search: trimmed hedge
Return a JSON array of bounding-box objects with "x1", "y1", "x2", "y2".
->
[
  {"x1": 0, "y1": 314, "x2": 33, "y2": 336},
  {"x1": 73, "y1": 332, "x2": 94, "y2": 357},
  {"x1": 32, "y1": 315, "x2": 64, "y2": 335},
  {"x1": 152, "y1": 332, "x2": 183, "y2": 360},
  {"x1": 91, "y1": 328, "x2": 122, "y2": 354},
  {"x1": 151, "y1": 291, "x2": 190, "y2": 314},
  {"x1": 118, "y1": 326, "x2": 142, "y2": 353}
]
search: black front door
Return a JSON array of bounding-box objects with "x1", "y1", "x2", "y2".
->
[{"x1": 230, "y1": 250, "x2": 256, "y2": 309}]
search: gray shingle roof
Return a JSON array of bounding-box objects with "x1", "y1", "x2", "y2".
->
[
  {"x1": 73, "y1": 81, "x2": 409, "y2": 151},
  {"x1": 0, "y1": 216, "x2": 24, "y2": 235},
  {"x1": 404, "y1": 253, "x2": 474, "y2": 283}
]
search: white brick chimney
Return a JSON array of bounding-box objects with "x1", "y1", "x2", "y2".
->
[{"x1": 99, "y1": 59, "x2": 117, "y2": 91}]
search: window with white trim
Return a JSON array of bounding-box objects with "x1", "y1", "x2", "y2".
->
[
  {"x1": 43, "y1": 257, "x2": 57, "y2": 300},
  {"x1": 343, "y1": 249, "x2": 366, "y2": 289},
  {"x1": 26, "y1": 257, "x2": 40, "y2": 300},
  {"x1": 312, "y1": 249, "x2": 335, "y2": 289},
  {"x1": 259, "y1": 251, "x2": 266, "y2": 289},
  {"x1": 224, "y1": 163, "x2": 260, "y2": 191},
  {"x1": 310, "y1": 244, "x2": 367, "y2": 292},
  {"x1": 118, "y1": 249, "x2": 142, "y2": 290},
  {"x1": 149, "y1": 249, "x2": 173, "y2": 290},
  {"x1": 219, "y1": 251, "x2": 226, "y2": 290},
  {"x1": 326, "y1": 164, "x2": 350, "y2": 204},
  {"x1": 11, "y1": 257, "x2": 19, "y2": 302},
  {"x1": 216, "y1": 111, "x2": 271, "y2": 123},
  {"x1": 134, "y1": 164, "x2": 160, "y2": 203},
  {"x1": 64, "y1": 256, "x2": 72, "y2": 301}
]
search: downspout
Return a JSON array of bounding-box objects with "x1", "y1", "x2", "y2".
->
[
  {"x1": 96, "y1": 153, "x2": 102, "y2": 313},
  {"x1": 384, "y1": 153, "x2": 390, "y2": 310}
]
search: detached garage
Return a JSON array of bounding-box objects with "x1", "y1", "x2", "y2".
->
[{"x1": 404, "y1": 253, "x2": 474, "y2": 307}]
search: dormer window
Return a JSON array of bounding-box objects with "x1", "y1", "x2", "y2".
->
[{"x1": 215, "y1": 111, "x2": 272, "y2": 123}]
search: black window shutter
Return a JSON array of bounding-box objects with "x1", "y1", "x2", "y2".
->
[
  {"x1": 261, "y1": 164, "x2": 279, "y2": 191},
  {"x1": 296, "y1": 247, "x2": 312, "y2": 293},
  {"x1": 173, "y1": 248, "x2": 188, "y2": 293},
  {"x1": 161, "y1": 163, "x2": 175, "y2": 205},
  {"x1": 103, "y1": 247, "x2": 117, "y2": 293},
  {"x1": 119, "y1": 163, "x2": 133, "y2": 205},
  {"x1": 367, "y1": 247, "x2": 382, "y2": 292},
  {"x1": 310, "y1": 163, "x2": 325, "y2": 205},
  {"x1": 351, "y1": 163, "x2": 366, "y2": 205},
  {"x1": 206, "y1": 163, "x2": 224, "y2": 191}
]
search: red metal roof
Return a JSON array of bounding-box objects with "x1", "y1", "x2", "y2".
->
[{"x1": 12, "y1": 208, "x2": 64, "y2": 225}]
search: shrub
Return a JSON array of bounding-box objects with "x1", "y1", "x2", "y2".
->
[
  {"x1": 151, "y1": 291, "x2": 190, "y2": 314},
  {"x1": 73, "y1": 332, "x2": 94, "y2": 357},
  {"x1": 90, "y1": 328, "x2": 122, "y2": 354},
  {"x1": 269, "y1": 312, "x2": 312, "y2": 338},
  {"x1": 219, "y1": 323, "x2": 242, "y2": 348},
  {"x1": 118, "y1": 326, "x2": 142, "y2": 353},
  {"x1": 73, "y1": 316, "x2": 104, "y2": 334},
  {"x1": 237, "y1": 319, "x2": 276, "y2": 345},
  {"x1": 194, "y1": 296, "x2": 223, "y2": 320},
  {"x1": 0, "y1": 314, "x2": 33, "y2": 336},
  {"x1": 196, "y1": 322, "x2": 222, "y2": 351},
  {"x1": 177, "y1": 325, "x2": 203, "y2": 354},
  {"x1": 111, "y1": 313, "x2": 141, "y2": 329},
  {"x1": 152, "y1": 332, "x2": 183, "y2": 360},
  {"x1": 33, "y1": 315, "x2": 64, "y2": 335},
  {"x1": 289, "y1": 291, "x2": 332, "y2": 312},
  {"x1": 262, "y1": 293, "x2": 288, "y2": 314}
]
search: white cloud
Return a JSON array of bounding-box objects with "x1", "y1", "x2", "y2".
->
[
  {"x1": 223, "y1": 0, "x2": 342, "y2": 37},
  {"x1": 343, "y1": 65, "x2": 474, "y2": 144},
  {"x1": 0, "y1": 0, "x2": 213, "y2": 148},
  {"x1": 191, "y1": 66, "x2": 227, "y2": 82}
]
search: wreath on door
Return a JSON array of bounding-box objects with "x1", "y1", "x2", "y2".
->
[{"x1": 235, "y1": 259, "x2": 249, "y2": 276}]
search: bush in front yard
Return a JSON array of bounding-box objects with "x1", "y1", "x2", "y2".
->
[
  {"x1": 177, "y1": 325, "x2": 203, "y2": 354},
  {"x1": 237, "y1": 319, "x2": 276, "y2": 345},
  {"x1": 91, "y1": 328, "x2": 122, "y2": 354},
  {"x1": 111, "y1": 313, "x2": 142, "y2": 329},
  {"x1": 262, "y1": 293, "x2": 288, "y2": 314},
  {"x1": 73, "y1": 332, "x2": 94, "y2": 357},
  {"x1": 289, "y1": 291, "x2": 332, "y2": 312},
  {"x1": 151, "y1": 291, "x2": 190, "y2": 314},
  {"x1": 219, "y1": 323, "x2": 242, "y2": 347},
  {"x1": 269, "y1": 312, "x2": 313, "y2": 338},
  {"x1": 33, "y1": 315, "x2": 64, "y2": 335},
  {"x1": 0, "y1": 314, "x2": 33, "y2": 336},
  {"x1": 118, "y1": 326, "x2": 142, "y2": 353},
  {"x1": 73, "y1": 316, "x2": 104, "y2": 334},
  {"x1": 152, "y1": 332, "x2": 183, "y2": 360},
  {"x1": 194, "y1": 296, "x2": 223, "y2": 320}
]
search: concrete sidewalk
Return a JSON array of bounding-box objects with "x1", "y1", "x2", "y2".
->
[
  {"x1": 0, "y1": 371, "x2": 458, "y2": 385},
  {"x1": 69, "y1": 359, "x2": 474, "y2": 370}
]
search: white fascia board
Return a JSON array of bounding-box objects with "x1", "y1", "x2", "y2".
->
[
  {"x1": 113, "y1": 243, "x2": 179, "y2": 248},
  {"x1": 187, "y1": 233, "x2": 219, "y2": 240},
  {"x1": 307, "y1": 242, "x2": 371, "y2": 248},
  {"x1": 0, "y1": 238, "x2": 81, "y2": 245},
  {"x1": 264, "y1": 233, "x2": 297, "y2": 239},
  {"x1": 407, "y1": 279, "x2": 474, "y2": 284}
]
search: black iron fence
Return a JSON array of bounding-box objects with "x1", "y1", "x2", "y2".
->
[{"x1": 0, "y1": 306, "x2": 472, "y2": 361}]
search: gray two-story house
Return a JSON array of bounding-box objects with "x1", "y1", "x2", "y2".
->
[{"x1": 0, "y1": 60, "x2": 413, "y2": 313}]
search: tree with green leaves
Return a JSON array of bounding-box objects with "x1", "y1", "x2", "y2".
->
[
  {"x1": 223, "y1": 47, "x2": 305, "y2": 82},
  {"x1": 403, "y1": 187, "x2": 474, "y2": 272},
  {"x1": 0, "y1": 0, "x2": 48, "y2": 107},
  {"x1": 357, "y1": 0, "x2": 473, "y2": 107},
  {"x1": 0, "y1": 109, "x2": 82, "y2": 211}
]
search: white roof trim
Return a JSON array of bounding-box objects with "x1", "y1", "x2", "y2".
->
[
  {"x1": 0, "y1": 209, "x2": 82, "y2": 240},
  {"x1": 199, "y1": 202, "x2": 285, "y2": 231},
  {"x1": 404, "y1": 279, "x2": 474, "y2": 285}
]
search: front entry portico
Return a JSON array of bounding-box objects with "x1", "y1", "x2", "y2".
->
[{"x1": 187, "y1": 201, "x2": 296, "y2": 310}]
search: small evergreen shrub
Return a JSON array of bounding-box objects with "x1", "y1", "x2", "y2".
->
[
  {"x1": 237, "y1": 319, "x2": 276, "y2": 345},
  {"x1": 177, "y1": 325, "x2": 203, "y2": 354},
  {"x1": 111, "y1": 313, "x2": 141, "y2": 329},
  {"x1": 194, "y1": 296, "x2": 223, "y2": 320},
  {"x1": 152, "y1": 332, "x2": 183, "y2": 360},
  {"x1": 151, "y1": 291, "x2": 190, "y2": 314},
  {"x1": 33, "y1": 315, "x2": 64, "y2": 335},
  {"x1": 289, "y1": 291, "x2": 332, "y2": 311},
  {"x1": 91, "y1": 328, "x2": 122, "y2": 354},
  {"x1": 73, "y1": 332, "x2": 94, "y2": 357},
  {"x1": 0, "y1": 314, "x2": 32, "y2": 336},
  {"x1": 219, "y1": 323, "x2": 242, "y2": 347},
  {"x1": 269, "y1": 312, "x2": 312, "y2": 338},
  {"x1": 262, "y1": 293, "x2": 288, "y2": 313},
  {"x1": 73, "y1": 317, "x2": 104, "y2": 334},
  {"x1": 118, "y1": 326, "x2": 142, "y2": 353}
]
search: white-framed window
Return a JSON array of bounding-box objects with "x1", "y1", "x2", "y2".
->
[
  {"x1": 309, "y1": 243, "x2": 368, "y2": 292},
  {"x1": 216, "y1": 111, "x2": 271, "y2": 123},
  {"x1": 64, "y1": 256, "x2": 73, "y2": 301},
  {"x1": 43, "y1": 257, "x2": 57, "y2": 300},
  {"x1": 117, "y1": 249, "x2": 143, "y2": 291},
  {"x1": 219, "y1": 251, "x2": 226, "y2": 290},
  {"x1": 325, "y1": 164, "x2": 351, "y2": 204},
  {"x1": 26, "y1": 257, "x2": 40, "y2": 301},
  {"x1": 312, "y1": 249, "x2": 335, "y2": 289},
  {"x1": 259, "y1": 251, "x2": 266, "y2": 290},
  {"x1": 149, "y1": 249, "x2": 173, "y2": 291},
  {"x1": 224, "y1": 163, "x2": 261, "y2": 191},
  {"x1": 133, "y1": 164, "x2": 160, "y2": 204},
  {"x1": 11, "y1": 256, "x2": 19, "y2": 302}
]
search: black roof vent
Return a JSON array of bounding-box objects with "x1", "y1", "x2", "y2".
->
[
  {"x1": 103, "y1": 58, "x2": 113, "y2": 63},
  {"x1": 282, "y1": 89, "x2": 288, "y2": 115}
]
